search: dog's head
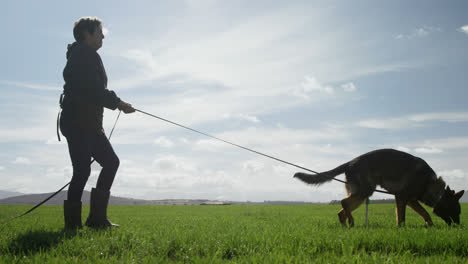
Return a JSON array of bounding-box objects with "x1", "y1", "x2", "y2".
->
[{"x1": 433, "y1": 186, "x2": 464, "y2": 225}]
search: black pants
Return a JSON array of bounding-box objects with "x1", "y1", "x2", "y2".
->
[{"x1": 60, "y1": 122, "x2": 119, "y2": 202}]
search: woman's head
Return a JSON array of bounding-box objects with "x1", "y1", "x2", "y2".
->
[{"x1": 73, "y1": 17, "x2": 104, "y2": 50}]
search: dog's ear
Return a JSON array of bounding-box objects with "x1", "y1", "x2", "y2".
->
[
  {"x1": 455, "y1": 190, "x2": 465, "y2": 201},
  {"x1": 446, "y1": 186, "x2": 455, "y2": 194}
]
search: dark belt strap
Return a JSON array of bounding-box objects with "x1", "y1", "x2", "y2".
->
[{"x1": 57, "y1": 94, "x2": 64, "y2": 141}]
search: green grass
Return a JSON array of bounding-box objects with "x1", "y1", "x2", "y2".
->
[{"x1": 0, "y1": 204, "x2": 467, "y2": 263}]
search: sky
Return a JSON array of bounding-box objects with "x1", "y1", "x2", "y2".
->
[{"x1": 1, "y1": 0, "x2": 468, "y2": 202}]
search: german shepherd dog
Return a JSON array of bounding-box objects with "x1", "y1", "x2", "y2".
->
[{"x1": 294, "y1": 149, "x2": 464, "y2": 227}]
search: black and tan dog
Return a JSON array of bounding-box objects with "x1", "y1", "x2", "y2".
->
[{"x1": 294, "y1": 149, "x2": 464, "y2": 227}]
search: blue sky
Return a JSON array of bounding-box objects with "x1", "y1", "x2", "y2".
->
[{"x1": 1, "y1": 1, "x2": 467, "y2": 202}]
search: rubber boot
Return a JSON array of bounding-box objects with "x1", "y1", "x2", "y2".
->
[
  {"x1": 64, "y1": 200, "x2": 83, "y2": 230},
  {"x1": 85, "y1": 188, "x2": 119, "y2": 228}
]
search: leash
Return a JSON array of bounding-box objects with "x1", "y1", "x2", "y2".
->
[
  {"x1": 135, "y1": 109, "x2": 390, "y2": 195},
  {"x1": 0, "y1": 111, "x2": 122, "y2": 225},
  {"x1": 136, "y1": 109, "x2": 321, "y2": 174}
]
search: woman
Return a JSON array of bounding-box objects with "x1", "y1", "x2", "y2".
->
[{"x1": 60, "y1": 17, "x2": 135, "y2": 229}]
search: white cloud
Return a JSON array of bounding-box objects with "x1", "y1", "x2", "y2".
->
[
  {"x1": 152, "y1": 155, "x2": 196, "y2": 173},
  {"x1": 293, "y1": 75, "x2": 335, "y2": 99},
  {"x1": 223, "y1": 113, "x2": 260, "y2": 123},
  {"x1": 341, "y1": 82, "x2": 356, "y2": 92},
  {"x1": 414, "y1": 147, "x2": 443, "y2": 154},
  {"x1": 458, "y1": 25, "x2": 468, "y2": 35},
  {"x1": 0, "y1": 127, "x2": 52, "y2": 143},
  {"x1": 387, "y1": 137, "x2": 468, "y2": 155},
  {"x1": 301, "y1": 75, "x2": 334, "y2": 94},
  {"x1": 192, "y1": 125, "x2": 349, "y2": 154},
  {"x1": 154, "y1": 136, "x2": 175, "y2": 148},
  {"x1": 194, "y1": 139, "x2": 227, "y2": 152},
  {"x1": 239, "y1": 114, "x2": 260, "y2": 123},
  {"x1": 356, "y1": 112, "x2": 468, "y2": 129},
  {"x1": 294, "y1": 77, "x2": 358, "y2": 100},
  {"x1": 242, "y1": 160, "x2": 265, "y2": 175},
  {"x1": 152, "y1": 156, "x2": 178, "y2": 171},
  {"x1": 416, "y1": 27, "x2": 430, "y2": 37},
  {"x1": 439, "y1": 169, "x2": 465, "y2": 179},
  {"x1": 0, "y1": 166, "x2": 4, "y2": 171},
  {"x1": 179, "y1": 137, "x2": 190, "y2": 145},
  {"x1": 356, "y1": 118, "x2": 408, "y2": 129},
  {"x1": 346, "y1": 62, "x2": 418, "y2": 79},
  {"x1": 111, "y1": 8, "x2": 312, "y2": 94},
  {"x1": 396, "y1": 146, "x2": 411, "y2": 152},
  {"x1": 12, "y1": 157, "x2": 31, "y2": 165},
  {"x1": 0, "y1": 80, "x2": 59, "y2": 91},
  {"x1": 420, "y1": 137, "x2": 468, "y2": 151},
  {"x1": 395, "y1": 26, "x2": 441, "y2": 39},
  {"x1": 409, "y1": 112, "x2": 468, "y2": 123},
  {"x1": 44, "y1": 166, "x2": 73, "y2": 182}
]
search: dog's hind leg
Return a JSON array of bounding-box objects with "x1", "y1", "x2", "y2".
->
[
  {"x1": 338, "y1": 208, "x2": 347, "y2": 226},
  {"x1": 408, "y1": 200, "x2": 433, "y2": 226},
  {"x1": 340, "y1": 194, "x2": 366, "y2": 227}
]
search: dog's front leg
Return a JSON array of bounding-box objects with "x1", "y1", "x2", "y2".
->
[
  {"x1": 395, "y1": 196, "x2": 408, "y2": 226},
  {"x1": 408, "y1": 200, "x2": 433, "y2": 226}
]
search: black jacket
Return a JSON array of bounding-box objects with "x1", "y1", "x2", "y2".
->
[{"x1": 61, "y1": 42, "x2": 120, "y2": 132}]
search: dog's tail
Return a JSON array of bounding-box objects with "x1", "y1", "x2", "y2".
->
[{"x1": 294, "y1": 162, "x2": 348, "y2": 185}]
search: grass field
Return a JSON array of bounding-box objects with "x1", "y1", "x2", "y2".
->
[{"x1": 0, "y1": 203, "x2": 467, "y2": 263}]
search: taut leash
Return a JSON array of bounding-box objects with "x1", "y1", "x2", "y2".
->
[
  {"x1": 135, "y1": 109, "x2": 321, "y2": 174},
  {"x1": 135, "y1": 109, "x2": 390, "y2": 194}
]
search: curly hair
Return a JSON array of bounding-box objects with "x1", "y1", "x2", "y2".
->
[{"x1": 73, "y1": 17, "x2": 102, "y2": 42}]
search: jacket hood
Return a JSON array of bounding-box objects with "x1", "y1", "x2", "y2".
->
[{"x1": 66, "y1": 42, "x2": 80, "y2": 60}]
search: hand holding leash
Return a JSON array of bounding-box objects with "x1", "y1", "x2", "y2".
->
[{"x1": 118, "y1": 100, "x2": 136, "y2": 113}]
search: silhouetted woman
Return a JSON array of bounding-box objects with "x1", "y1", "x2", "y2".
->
[{"x1": 60, "y1": 17, "x2": 135, "y2": 229}]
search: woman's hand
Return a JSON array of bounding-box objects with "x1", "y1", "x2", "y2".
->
[{"x1": 118, "y1": 101, "x2": 136, "y2": 113}]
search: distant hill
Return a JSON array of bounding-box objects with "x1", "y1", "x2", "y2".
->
[
  {"x1": 0, "y1": 191, "x2": 220, "y2": 206},
  {"x1": 2, "y1": 189, "x2": 464, "y2": 205},
  {"x1": 0, "y1": 191, "x2": 322, "y2": 206},
  {"x1": 0, "y1": 190, "x2": 24, "y2": 199}
]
